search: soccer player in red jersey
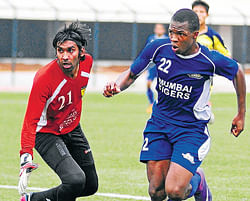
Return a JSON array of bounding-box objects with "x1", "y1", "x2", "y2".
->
[{"x1": 19, "y1": 22, "x2": 98, "y2": 201}]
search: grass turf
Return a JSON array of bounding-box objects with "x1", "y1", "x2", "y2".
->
[{"x1": 0, "y1": 92, "x2": 249, "y2": 200}]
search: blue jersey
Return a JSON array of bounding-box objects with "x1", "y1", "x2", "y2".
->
[
  {"x1": 145, "y1": 34, "x2": 168, "y2": 77},
  {"x1": 131, "y1": 38, "x2": 238, "y2": 125}
]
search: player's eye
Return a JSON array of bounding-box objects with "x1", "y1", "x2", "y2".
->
[
  {"x1": 57, "y1": 47, "x2": 64, "y2": 53},
  {"x1": 178, "y1": 32, "x2": 186, "y2": 37},
  {"x1": 68, "y1": 47, "x2": 75, "y2": 53}
]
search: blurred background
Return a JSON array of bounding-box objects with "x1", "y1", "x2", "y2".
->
[
  {"x1": 0, "y1": 1, "x2": 250, "y2": 200},
  {"x1": 0, "y1": 0, "x2": 250, "y2": 91}
]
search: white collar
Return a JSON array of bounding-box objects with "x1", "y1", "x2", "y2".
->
[{"x1": 176, "y1": 48, "x2": 201, "y2": 59}]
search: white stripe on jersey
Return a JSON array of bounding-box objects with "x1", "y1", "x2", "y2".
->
[
  {"x1": 136, "y1": 61, "x2": 154, "y2": 77},
  {"x1": 136, "y1": 43, "x2": 172, "y2": 77},
  {"x1": 81, "y1": 71, "x2": 90, "y2": 78},
  {"x1": 198, "y1": 126, "x2": 211, "y2": 161},
  {"x1": 151, "y1": 43, "x2": 171, "y2": 61},
  {"x1": 193, "y1": 50, "x2": 217, "y2": 122},
  {"x1": 193, "y1": 78, "x2": 212, "y2": 121},
  {"x1": 36, "y1": 79, "x2": 67, "y2": 132},
  {"x1": 200, "y1": 51, "x2": 216, "y2": 74}
]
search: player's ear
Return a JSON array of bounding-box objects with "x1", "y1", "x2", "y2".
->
[
  {"x1": 80, "y1": 47, "x2": 85, "y2": 57},
  {"x1": 193, "y1": 31, "x2": 199, "y2": 39},
  {"x1": 79, "y1": 47, "x2": 86, "y2": 61}
]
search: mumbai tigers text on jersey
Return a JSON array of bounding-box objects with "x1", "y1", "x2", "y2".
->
[
  {"x1": 197, "y1": 26, "x2": 230, "y2": 57},
  {"x1": 20, "y1": 54, "x2": 93, "y2": 157},
  {"x1": 131, "y1": 38, "x2": 238, "y2": 125}
]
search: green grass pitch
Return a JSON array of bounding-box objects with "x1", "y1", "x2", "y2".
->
[{"x1": 0, "y1": 92, "x2": 249, "y2": 200}]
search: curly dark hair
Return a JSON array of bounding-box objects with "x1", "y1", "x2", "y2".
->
[
  {"x1": 53, "y1": 21, "x2": 91, "y2": 60},
  {"x1": 171, "y1": 8, "x2": 200, "y2": 32}
]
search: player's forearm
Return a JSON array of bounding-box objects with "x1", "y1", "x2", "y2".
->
[
  {"x1": 20, "y1": 88, "x2": 47, "y2": 157},
  {"x1": 233, "y1": 65, "x2": 246, "y2": 116},
  {"x1": 116, "y1": 69, "x2": 137, "y2": 91}
]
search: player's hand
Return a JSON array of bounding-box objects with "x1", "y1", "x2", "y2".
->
[
  {"x1": 231, "y1": 113, "x2": 245, "y2": 137},
  {"x1": 18, "y1": 153, "x2": 38, "y2": 195},
  {"x1": 103, "y1": 82, "x2": 121, "y2": 97}
]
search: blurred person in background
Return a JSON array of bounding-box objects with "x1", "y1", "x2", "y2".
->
[
  {"x1": 145, "y1": 24, "x2": 168, "y2": 113},
  {"x1": 192, "y1": 0, "x2": 231, "y2": 124},
  {"x1": 103, "y1": 8, "x2": 245, "y2": 201},
  {"x1": 19, "y1": 22, "x2": 98, "y2": 201},
  {"x1": 192, "y1": 0, "x2": 230, "y2": 56}
]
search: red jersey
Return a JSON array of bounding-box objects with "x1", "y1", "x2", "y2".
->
[{"x1": 20, "y1": 54, "x2": 93, "y2": 157}]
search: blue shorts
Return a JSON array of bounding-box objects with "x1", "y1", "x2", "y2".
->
[
  {"x1": 147, "y1": 65, "x2": 157, "y2": 81},
  {"x1": 140, "y1": 116, "x2": 211, "y2": 174}
]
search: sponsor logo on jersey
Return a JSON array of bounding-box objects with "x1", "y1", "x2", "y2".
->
[
  {"x1": 81, "y1": 71, "x2": 90, "y2": 78},
  {"x1": 158, "y1": 77, "x2": 192, "y2": 100},
  {"x1": 182, "y1": 153, "x2": 195, "y2": 164},
  {"x1": 187, "y1": 74, "x2": 203, "y2": 79},
  {"x1": 59, "y1": 109, "x2": 79, "y2": 131}
]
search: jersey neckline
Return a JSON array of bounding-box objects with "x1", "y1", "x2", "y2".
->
[{"x1": 176, "y1": 47, "x2": 201, "y2": 59}]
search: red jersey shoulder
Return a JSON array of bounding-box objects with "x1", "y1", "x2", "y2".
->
[
  {"x1": 80, "y1": 54, "x2": 93, "y2": 73},
  {"x1": 34, "y1": 60, "x2": 59, "y2": 83},
  {"x1": 32, "y1": 60, "x2": 62, "y2": 97}
]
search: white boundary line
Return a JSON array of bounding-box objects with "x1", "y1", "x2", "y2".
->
[{"x1": 0, "y1": 185, "x2": 150, "y2": 200}]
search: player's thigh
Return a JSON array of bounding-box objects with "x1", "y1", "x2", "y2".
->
[
  {"x1": 35, "y1": 132, "x2": 73, "y2": 170},
  {"x1": 35, "y1": 132, "x2": 87, "y2": 185},
  {"x1": 165, "y1": 161, "x2": 193, "y2": 193},
  {"x1": 66, "y1": 124, "x2": 95, "y2": 167},
  {"x1": 147, "y1": 160, "x2": 170, "y2": 189},
  {"x1": 140, "y1": 132, "x2": 172, "y2": 190},
  {"x1": 65, "y1": 125, "x2": 98, "y2": 193},
  {"x1": 165, "y1": 128, "x2": 210, "y2": 194}
]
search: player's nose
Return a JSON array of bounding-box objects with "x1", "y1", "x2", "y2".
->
[
  {"x1": 170, "y1": 34, "x2": 178, "y2": 42},
  {"x1": 62, "y1": 52, "x2": 69, "y2": 60}
]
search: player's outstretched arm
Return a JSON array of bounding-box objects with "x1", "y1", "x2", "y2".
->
[
  {"x1": 231, "y1": 64, "x2": 246, "y2": 137},
  {"x1": 103, "y1": 69, "x2": 137, "y2": 98}
]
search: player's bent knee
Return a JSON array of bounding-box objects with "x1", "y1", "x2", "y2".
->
[
  {"x1": 149, "y1": 186, "x2": 166, "y2": 200},
  {"x1": 166, "y1": 185, "x2": 185, "y2": 200},
  {"x1": 83, "y1": 178, "x2": 98, "y2": 196},
  {"x1": 79, "y1": 165, "x2": 99, "y2": 196},
  {"x1": 67, "y1": 172, "x2": 86, "y2": 196}
]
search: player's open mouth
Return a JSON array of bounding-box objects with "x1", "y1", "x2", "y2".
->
[
  {"x1": 172, "y1": 45, "x2": 179, "y2": 52},
  {"x1": 63, "y1": 63, "x2": 72, "y2": 69}
]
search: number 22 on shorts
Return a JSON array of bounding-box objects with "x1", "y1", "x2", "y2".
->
[{"x1": 142, "y1": 137, "x2": 149, "y2": 151}]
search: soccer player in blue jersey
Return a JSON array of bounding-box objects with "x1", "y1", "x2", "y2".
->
[
  {"x1": 145, "y1": 24, "x2": 168, "y2": 113},
  {"x1": 103, "y1": 8, "x2": 246, "y2": 201}
]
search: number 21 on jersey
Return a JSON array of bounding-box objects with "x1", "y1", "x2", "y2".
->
[
  {"x1": 158, "y1": 58, "x2": 171, "y2": 74},
  {"x1": 58, "y1": 91, "x2": 72, "y2": 110}
]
